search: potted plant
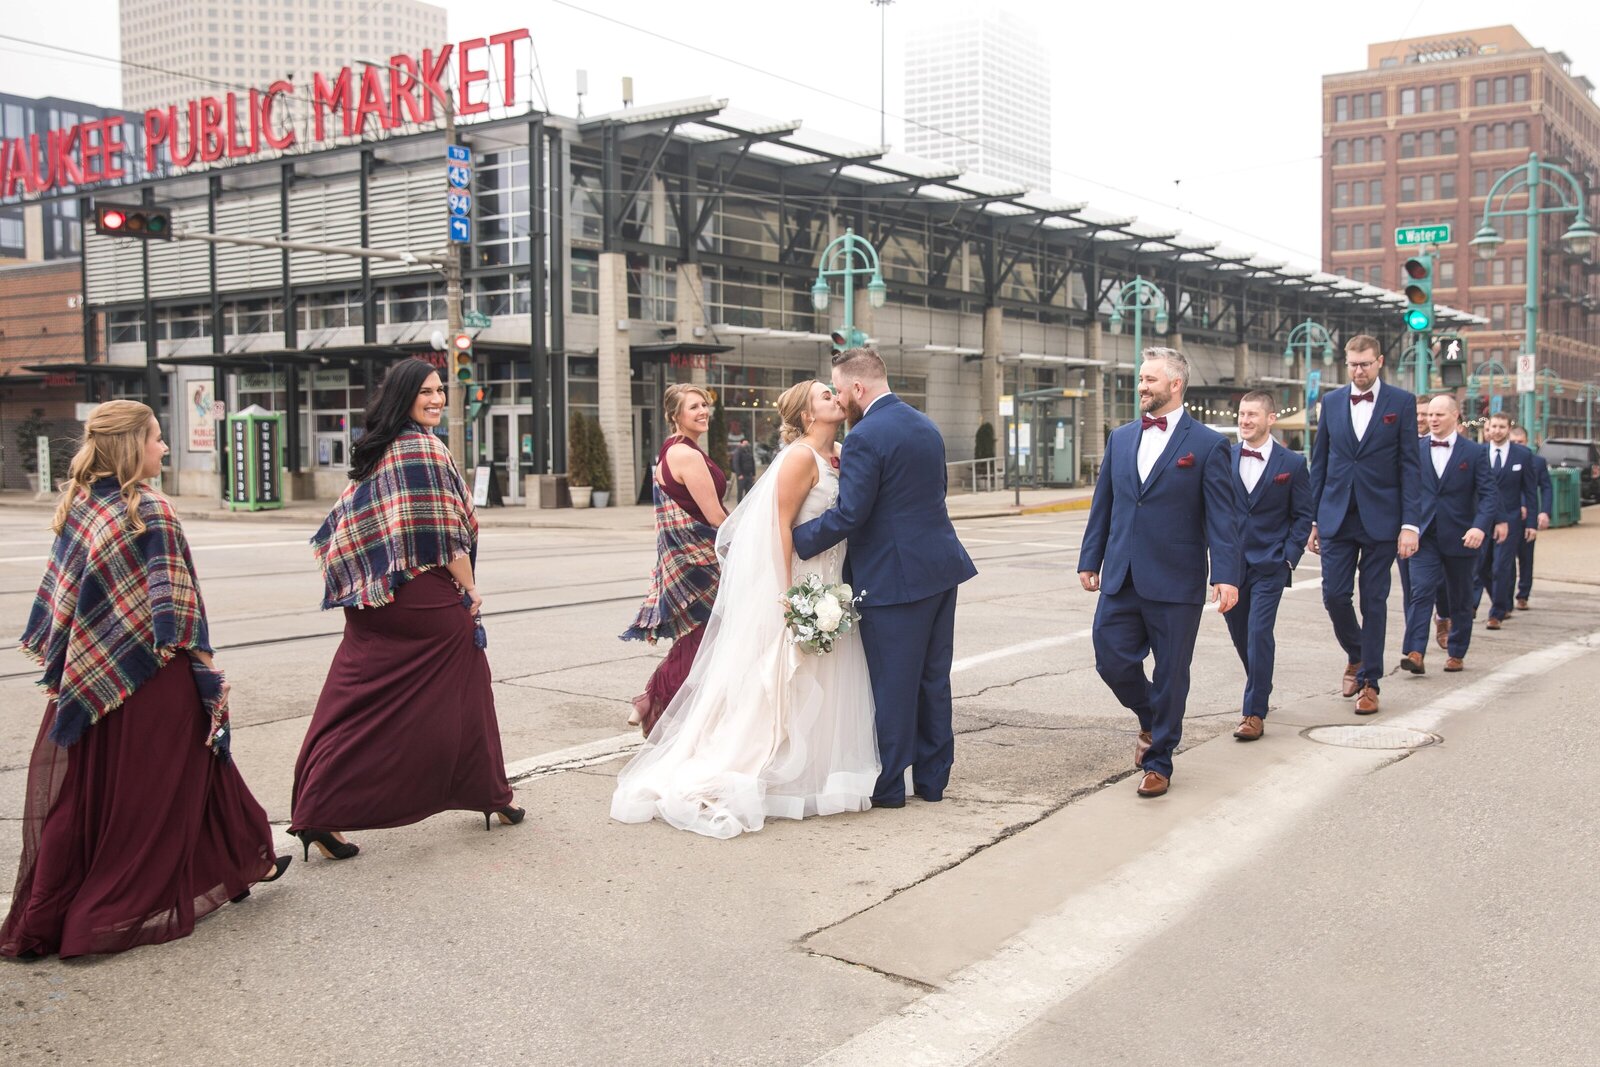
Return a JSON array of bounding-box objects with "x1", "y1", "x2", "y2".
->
[
  {"x1": 974, "y1": 421, "x2": 996, "y2": 461},
  {"x1": 588, "y1": 416, "x2": 614, "y2": 508},
  {"x1": 567, "y1": 411, "x2": 593, "y2": 508},
  {"x1": 16, "y1": 408, "x2": 47, "y2": 494}
]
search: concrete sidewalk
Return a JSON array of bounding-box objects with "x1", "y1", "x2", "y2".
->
[{"x1": 0, "y1": 484, "x2": 1096, "y2": 530}]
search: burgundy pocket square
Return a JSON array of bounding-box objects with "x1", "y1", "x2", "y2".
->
[
  {"x1": 1176, "y1": 453, "x2": 1196, "y2": 469},
  {"x1": 1383, "y1": 412, "x2": 1398, "y2": 424},
  {"x1": 1273, "y1": 472, "x2": 1291, "y2": 484},
  {"x1": 1458, "y1": 460, "x2": 1469, "y2": 470}
]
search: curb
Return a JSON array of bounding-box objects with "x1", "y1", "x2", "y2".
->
[{"x1": 1021, "y1": 498, "x2": 1094, "y2": 515}]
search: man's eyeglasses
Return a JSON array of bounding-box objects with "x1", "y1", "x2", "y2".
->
[{"x1": 1345, "y1": 360, "x2": 1378, "y2": 371}]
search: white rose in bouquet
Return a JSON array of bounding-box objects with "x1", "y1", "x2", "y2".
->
[
  {"x1": 833, "y1": 583, "x2": 853, "y2": 602},
  {"x1": 814, "y1": 594, "x2": 844, "y2": 632}
]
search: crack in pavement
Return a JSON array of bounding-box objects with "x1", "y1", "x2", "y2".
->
[{"x1": 801, "y1": 949, "x2": 941, "y2": 993}]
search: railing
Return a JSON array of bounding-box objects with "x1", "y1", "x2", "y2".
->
[{"x1": 946, "y1": 456, "x2": 1000, "y2": 494}]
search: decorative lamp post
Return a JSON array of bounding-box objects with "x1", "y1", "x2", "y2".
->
[
  {"x1": 1535, "y1": 367, "x2": 1564, "y2": 444},
  {"x1": 810, "y1": 227, "x2": 888, "y2": 350},
  {"x1": 1466, "y1": 358, "x2": 1510, "y2": 431},
  {"x1": 1282, "y1": 318, "x2": 1338, "y2": 459},
  {"x1": 1468, "y1": 152, "x2": 1598, "y2": 435},
  {"x1": 1580, "y1": 381, "x2": 1600, "y2": 440},
  {"x1": 1106, "y1": 275, "x2": 1170, "y2": 424}
]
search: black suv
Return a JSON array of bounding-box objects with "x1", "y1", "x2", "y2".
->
[{"x1": 1539, "y1": 438, "x2": 1600, "y2": 504}]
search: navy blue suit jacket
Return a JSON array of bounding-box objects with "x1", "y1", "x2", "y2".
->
[
  {"x1": 1485, "y1": 441, "x2": 1539, "y2": 525},
  {"x1": 791, "y1": 394, "x2": 976, "y2": 606},
  {"x1": 1078, "y1": 412, "x2": 1241, "y2": 604},
  {"x1": 1232, "y1": 440, "x2": 1313, "y2": 580},
  {"x1": 1530, "y1": 453, "x2": 1554, "y2": 519},
  {"x1": 1309, "y1": 382, "x2": 1423, "y2": 541},
  {"x1": 1417, "y1": 436, "x2": 1498, "y2": 557}
]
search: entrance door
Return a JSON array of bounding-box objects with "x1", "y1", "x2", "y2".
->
[{"x1": 484, "y1": 407, "x2": 532, "y2": 504}]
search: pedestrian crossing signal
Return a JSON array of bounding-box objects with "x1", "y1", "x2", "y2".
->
[
  {"x1": 94, "y1": 202, "x2": 173, "y2": 240},
  {"x1": 1432, "y1": 333, "x2": 1467, "y2": 388}
]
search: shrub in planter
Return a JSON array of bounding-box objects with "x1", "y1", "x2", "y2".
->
[
  {"x1": 587, "y1": 417, "x2": 614, "y2": 507},
  {"x1": 974, "y1": 421, "x2": 996, "y2": 461},
  {"x1": 566, "y1": 411, "x2": 593, "y2": 487}
]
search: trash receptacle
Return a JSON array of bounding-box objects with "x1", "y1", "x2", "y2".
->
[
  {"x1": 225, "y1": 405, "x2": 286, "y2": 512},
  {"x1": 1550, "y1": 466, "x2": 1582, "y2": 528},
  {"x1": 537, "y1": 474, "x2": 570, "y2": 509}
]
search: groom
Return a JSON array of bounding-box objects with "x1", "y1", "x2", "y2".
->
[{"x1": 793, "y1": 347, "x2": 977, "y2": 808}]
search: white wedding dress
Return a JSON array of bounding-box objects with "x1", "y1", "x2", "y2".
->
[{"x1": 610, "y1": 444, "x2": 881, "y2": 838}]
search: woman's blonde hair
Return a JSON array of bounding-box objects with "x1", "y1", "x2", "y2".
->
[
  {"x1": 51, "y1": 400, "x2": 158, "y2": 535},
  {"x1": 663, "y1": 383, "x2": 712, "y2": 435},
  {"x1": 776, "y1": 379, "x2": 819, "y2": 446}
]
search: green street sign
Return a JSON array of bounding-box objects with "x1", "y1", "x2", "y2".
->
[
  {"x1": 462, "y1": 309, "x2": 492, "y2": 329},
  {"x1": 1395, "y1": 224, "x2": 1451, "y2": 247}
]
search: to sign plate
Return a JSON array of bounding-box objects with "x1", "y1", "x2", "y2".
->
[
  {"x1": 446, "y1": 144, "x2": 472, "y2": 163},
  {"x1": 1395, "y1": 224, "x2": 1451, "y2": 247}
]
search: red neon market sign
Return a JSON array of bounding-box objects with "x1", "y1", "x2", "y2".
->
[{"x1": 0, "y1": 28, "x2": 531, "y2": 199}]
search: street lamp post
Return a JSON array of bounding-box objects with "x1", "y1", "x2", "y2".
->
[
  {"x1": 1580, "y1": 381, "x2": 1600, "y2": 440},
  {"x1": 810, "y1": 227, "x2": 888, "y2": 348},
  {"x1": 1106, "y1": 276, "x2": 1169, "y2": 425},
  {"x1": 1282, "y1": 318, "x2": 1338, "y2": 459},
  {"x1": 1469, "y1": 151, "x2": 1599, "y2": 436},
  {"x1": 360, "y1": 59, "x2": 466, "y2": 469},
  {"x1": 1535, "y1": 367, "x2": 1564, "y2": 444},
  {"x1": 1466, "y1": 358, "x2": 1510, "y2": 432}
]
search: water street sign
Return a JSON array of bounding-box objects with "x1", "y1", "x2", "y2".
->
[
  {"x1": 462, "y1": 309, "x2": 492, "y2": 328},
  {"x1": 446, "y1": 144, "x2": 472, "y2": 164},
  {"x1": 448, "y1": 191, "x2": 472, "y2": 217},
  {"x1": 1395, "y1": 224, "x2": 1452, "y2": 247},
  {"x1": 448, "y1": 217, "x2": 471, "y2": 244}
]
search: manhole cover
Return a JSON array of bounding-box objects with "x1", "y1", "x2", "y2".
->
[{"x1": 1302, "y1": 725, "x2": 1441, "y2": 750}]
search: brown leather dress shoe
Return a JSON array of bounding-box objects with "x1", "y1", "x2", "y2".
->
[
  {"x1": 1444, "y1": 657, "x2": 1464, "y2": 672},
  {"x1": 1341, "y1": 663, "x2": 1361, "y2": 698},
  {"x1": 1134, "y1": 731, "x2": 1152, "y2": 770},
  {"x1": 1136, "y1": 771, "x2": 1169, "y2": 797},
  {"x1": 1399, "y1": 651, "x2": 1425, "y2": 674},
  {"x1": 1435, "y1": 618, "x2": 1450, "y2": 651},
  {"x1": 1234, "y1": 715, "x2": 1264, "y2": 741},
  {"x1": 1516, "y1": 598, "x2": 1529, "y2": 611},
  {"x1": 1355, "y1": 686, "x2": 1380, "y2": 714},
  {"x1": 1486, "y1": 617, "x2": 1502, "y2": 630}
]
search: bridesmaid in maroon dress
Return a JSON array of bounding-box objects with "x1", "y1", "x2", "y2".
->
[
  {"x1": 290, "y1": 359, "x2": 521, "y2": 861},
  {"x1": 2, "y1": 401, "x2": 289, "y2": 960},
  {"x1": 622, "y1": 384, "x2": 729, "y2": 734}
]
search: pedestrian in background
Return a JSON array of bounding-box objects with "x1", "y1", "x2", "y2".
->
[
  {"x1": 1307, "y1": 334, "x2": 1423, "y2": 716},
  {"x1": 622, "y1": 383, "x2": 727, "y2": 735},
  {"x1": 292, "y1": 359, "x2": 522, "y2": 861},
  {"x1": 1224, "y1": 392, "x2": 1312, "y2": 742},
  {"x1": 732, "y1": 439, "x2": 756, "y2": 500},
  {"x1": 1508, "y1": 427, "x2": 1552, "y2": 611},
  {"x1": 2, "y1": 401, "x2": 288, "y2": 959}
]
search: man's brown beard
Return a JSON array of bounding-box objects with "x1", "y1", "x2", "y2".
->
[{"x1": 845, "y1": 395, "x2": 865, "y2": 425}]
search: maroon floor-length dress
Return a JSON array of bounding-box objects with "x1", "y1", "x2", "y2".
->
[
  {"x1": 632, "y1": 437, "x2": 727, "y2": 734},
  {"x1": 1, "y1": 658, "x2": 275, "y2": 959},
  {"x1": 290, "y1": 569, "x2": 514, "y2": 832}
]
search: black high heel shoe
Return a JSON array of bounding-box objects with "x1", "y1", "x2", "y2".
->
[
  {"x1": 231, "y1": 854, "x2": 293, "y2": 902},
  {"x1": 484, "y1": 805, "x2": 526, "y2": 831},
  {"x1": 293, "y1": 829, "x2": 360, "y2": 861}
]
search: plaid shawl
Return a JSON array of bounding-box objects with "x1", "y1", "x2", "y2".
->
[
  {"x1": 621, "y1": 482, "x2": 720, "y2": 643},
  {"x1": 313, "y1": 425, "x2": 477, "y2": 610},
  {"x1": 20, "y1": 477, "x2": 231, "y2": 759}
]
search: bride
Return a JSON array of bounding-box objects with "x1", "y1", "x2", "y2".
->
[{"x1": 610, "y1": 380, "x2": 881, "y2": 838}]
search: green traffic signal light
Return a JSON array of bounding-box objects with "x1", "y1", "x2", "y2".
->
[{"x1": 1405, "y1": 307, "x2": 1432, "y2": 332}]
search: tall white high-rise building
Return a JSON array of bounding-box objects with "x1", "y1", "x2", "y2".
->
[
  {"x1": 120, "y1": 0, "x2": 448, "y2": 112},
  {"x1": 903, "y1": 8, "x2": 1051, "y2": 191}
]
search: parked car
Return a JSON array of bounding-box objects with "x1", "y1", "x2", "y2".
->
[{"x1": 1539, "y1": 438, "x2": 1600, "y2": 504}]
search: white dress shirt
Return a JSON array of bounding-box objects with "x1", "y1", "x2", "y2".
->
[
  {"x1": 1430, "y1": 432, "x2": 1457, "y2": 479},
  {"x1": 1239, "y1": 435, "x2": 1272, "y2": 493},
  {"x1": 1350, "y1": 377, "x2": 1381, "y2": 441},
  {"x1": 861, "y1": 392, "x2": 894, "y2": 419},
  {"x1": 1137, "y1": 407, "x2": 1184, "y2": 482},
  {"x1": 1489, "y1": 440, "x2": 1509, "y2": 471}
]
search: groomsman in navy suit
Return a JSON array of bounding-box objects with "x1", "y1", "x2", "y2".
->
[
  {"x1": 1397, "y1": 406, "x2": 1450, "y2": 648},
  {"x1": 1400, "y1": 395, "x2": 1499, "y2": 674},
  {"x1": 1509, "y1": 427, "x2": 1553, "y2": 611},
  {"x1": 1307, "y1": 334, "x2": 1423, "y2": 715},
  {"x1": 1078, "y1": 348, "x2": 1240, "y2": 798},
  {"x1": 1472, "y1": 413, "x2": 1538, "y2": 630},
  {"x1": 1224, "y1": 392, "x2": 1312, "y2": 742}
]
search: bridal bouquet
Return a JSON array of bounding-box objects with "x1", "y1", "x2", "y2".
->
[{"x1": 781, "y1": 573, "x2": 864, "y2": 655}]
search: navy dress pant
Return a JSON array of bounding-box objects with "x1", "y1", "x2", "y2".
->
[
  {"x1": 1320, "y1": 507, "x2": 1397, "y2": 691},
  {"x1": 1092, "y1": 586, "x2": 1203, "y2": 779},
  {"x1": 1404, "y1": 530, "x2": 1477, "y2": 660},
  {"x1": 1225, "y1": 566, "x2": 1289, "y2": 719},
  {"x1": 858, "y1": 588, "x2": 958, "y2": 804}
]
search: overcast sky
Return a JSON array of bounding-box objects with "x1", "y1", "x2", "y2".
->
[{"x1": 3, "y1": 0, "x2": 1597, "y2": 268}]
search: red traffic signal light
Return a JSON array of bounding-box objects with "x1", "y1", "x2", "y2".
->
[
  {"x1": 452, "y1": 333, "x2": 474, "y2": 382},
  {"x1": 94, "y1": 202, "x2": 173, "y2": 240}
]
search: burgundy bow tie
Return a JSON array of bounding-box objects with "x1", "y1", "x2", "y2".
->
[
  {"x1": 1430, "y1": 439, "x2": 1452, "y2": 448},
  {"x1": 1141, "y1": 415, "x2": 1167, "y2": 431},
  {"x1": 1240, "y1": 448, "x2": 1264, "y2": 461},
  {"x1": 1350, "y1": 391, "x2": 1374, "y2": 405}
]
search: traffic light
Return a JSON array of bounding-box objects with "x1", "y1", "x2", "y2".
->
[
  {"x1": 467, "y1": 384, "x2": 492, "y2": 422},
  {"x1": 829, "y1": 327, "x2": 868, "y2": 354},
  {"x1": 451, "y1": 332, "x2": 474, "y2": 383},
  {"x1": 1433, "y1": 333, "x2": 1468, "y2": 388},
  {"x1": 1402, "y1": 254, "x2": 1434, "y2": 333},
  {"x1": 94, "y1": 202, "x2": 173, "y2": 240}
]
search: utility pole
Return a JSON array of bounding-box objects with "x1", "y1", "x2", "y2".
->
[{"x1": 873, "y1": 0, "x2": 894, "y2": 148}]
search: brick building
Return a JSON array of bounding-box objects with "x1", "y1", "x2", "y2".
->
[{"x1": 1322, "y1": 25, "x2": 1600, "y2": 437}]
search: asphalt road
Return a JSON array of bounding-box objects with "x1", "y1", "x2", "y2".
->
[{"x1": 0, "y1": 502, "x2": 1595, "y2": 1065}]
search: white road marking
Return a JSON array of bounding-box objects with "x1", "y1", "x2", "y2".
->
[
  {"x1": 952, "y1": 629, "x2": 1094, "y2": 674},
  {"x1": 809, "y1": 628, "x2": 1600, "y2": 1067}
]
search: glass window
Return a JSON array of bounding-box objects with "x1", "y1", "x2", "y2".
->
[
  {"x1": 1334, "y1": 96, "x2": 1348, "y2": 122},
  {"x1": 1511, "y1": 258, "x2": 1525, "y2": 284},
  {"x1": 1511, "y1": 305, "x2": 1525, "y2": 330},
  {"x1": 1420, "y1": 86, "x2": 1436, "y2": 112},
  {"x1": 1352, "y1": 94, "x2": 1368, "y2": 120},
  {"x1": 1511, "y1": 121, "x2": 1528, "y2": 148},
  {"x1": 1439, "y1": 172, "x2": 1456, "y2": 199},
  {"x1": 1333, "y1": 139, "x2": 1349, "y2": 165},
  {"x1": 1438, "y1": 260, "x2": 1454, "y2": 286},
  {"x1": 570, "y1": 249, "x2": 599, "y2": 315},
  {"x1": 1350, "y1": 267, "x2": 1365, "y2": 283},
  {"x1": 1490, "y1": 303, "x2": 1506, "y2": 328},
  {"x1": 1473, "y1": 169, "x2": 1490, "y2": 196},
  {"x1": 1400, "y1": 176, "x2": 1417, "y2": 202},
  {"x1": 1474, "y1": 78, "x2": 1490, "y2": 106},
  {"x1": 1512, "y1": 75, "x2": 1529, "y2": 102},
  {"x1": 1491, "y1": 260, "x2": 1506, "y2": 286},
  {"x1": 1334, "y1": 182, "x2": 1349, "y2": 208},
  {"x1": 1400, "y1": 88, "x2": 1416, "y2": 115},
  {"x1": 1399, "y1": 132, "x2": 1416, "y2": 159},
  {"x1": 1441, "y1": 128, "x2": 1457, "y2": 154},
  {"x1": 1473, "y1": 125, "x2": 1489, "y2": 151},
  {"x1": 1352, "y1": 138, "x2": 1366, "y2": 164},
  {"x1": 1369, "y1": 265, "x2": 1382, "y2": 288},
  {"x1": 1369, "y1": 178, "x2": 1383, "y2": 203},
  {"x1": 1493, "y1": 77, "x2": 1508, "y2": 105},
  {"x1": 1472, "y1": 260, "x2": 1488, "y2": 286},
  {"x1": 1441, "y1": 83, "x2": 1459, "y2": 109},
  {"x1": 1492, "y1": 123, "x2": 1508, "y2": 150},
  {"x1": 1371, "y1": 92, "x2": 1384, "y2": 117},
  {"x1": 1333, "y1": 225, "x2": 1348, "y2": 251},
  {"x1": 1351, "y1": 224, "x2": 1365, "y2": 250},
  {"x1": 1369, "y1": 223, "x2": 1382, "y2": 248},
  {"x1": 1352, "y1": 182, "x2": 1366, "y2": 207}
]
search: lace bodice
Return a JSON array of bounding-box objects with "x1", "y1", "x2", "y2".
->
[{"x1": 791, "y1": 444, "x2": 845, "y2": 581}]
